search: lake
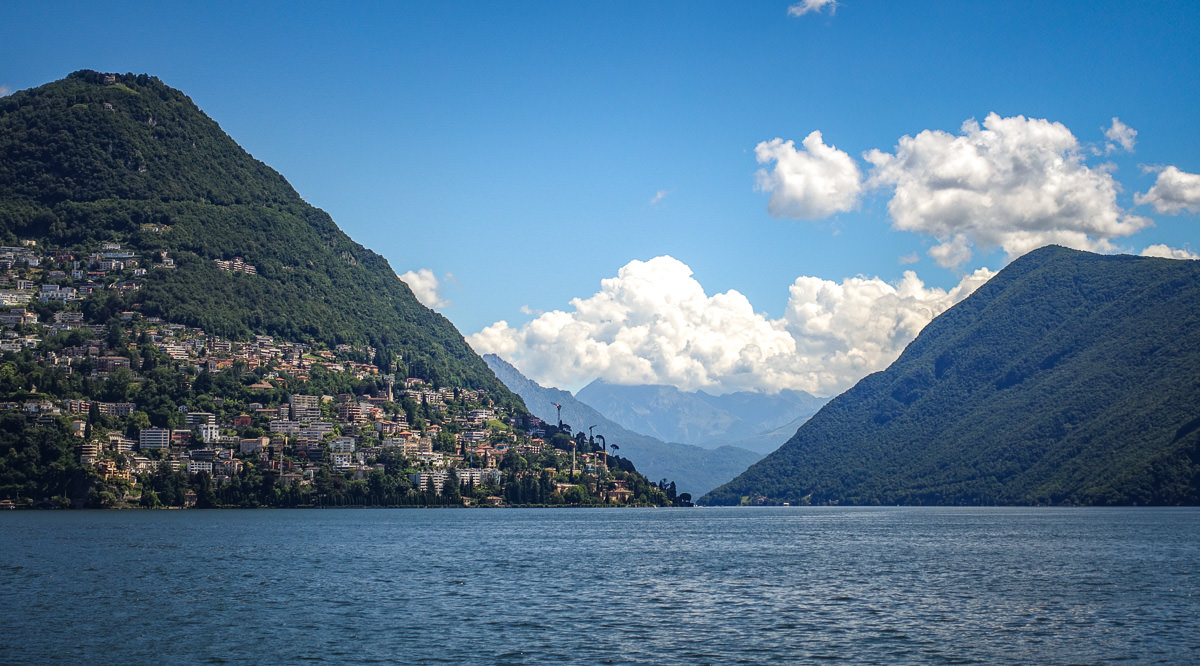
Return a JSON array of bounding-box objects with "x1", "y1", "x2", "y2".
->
[{"x1": 2, "y1": 507, "x2": 1198, "y2": 664}]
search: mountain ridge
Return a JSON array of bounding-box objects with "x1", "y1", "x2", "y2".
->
[
  {"x1": 702, "y1": 246, "x2": 1200, "y2": 506},
  {"x1": 0, "y1": 70, "x2": 518, "y2": 405}
]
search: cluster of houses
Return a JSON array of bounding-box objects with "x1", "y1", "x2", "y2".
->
[
  {"x1": 214, "y1": 257, "x2": 256, "y2": 274},
  {"x1": 0, "y1": 241, "x2": 152, "y2": 310},
  {"x1": 3, "y1": 318, "x2": 578, "y2": 499},
  {"x1": 54, "y1": 385, "x2": 631, "y2": 502},
  {"x1": 0, "y1": 238, "x2": 636, "y2": 504},
  {"x1": 48, "y1": 377, "x2": 542, "y2": 489}
]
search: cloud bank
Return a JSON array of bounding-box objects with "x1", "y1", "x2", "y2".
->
[
  {"x1": 1135, "y1": 166, "x2": 1200, "y2": 214},
  {"x1": 757, "y1": 113, "x2": 1178, "y2": 268},
  {"x1": 478, "y1": 113, "x2": 1192, "y2": 398},
  {"x1": 398, "y1": 268, "x2": 450, "y2": 310},
  {"x1": 1141, "y1": 244, "x2": 1199, "y2": 260},
  {"x1": 865, "y1": 113, "x2": 1149, "y2": 267},
  {"x1": 469, "y1": 256, "x2": 993, "y2": 396}
]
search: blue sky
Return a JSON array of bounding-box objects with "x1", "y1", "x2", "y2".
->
[{"x1": 5, "y1": 1, "x2": 1199, "y2": 396}]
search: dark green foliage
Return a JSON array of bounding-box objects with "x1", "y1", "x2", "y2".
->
[
  {"x1": 0, "y1": 70, "x2": 518, "y2": 406},
  {"x1": 0, "y1": 413, "x2": 90, "y2": 506},
  {"x1": 702, "y1": 246, "x2": 1200, "y2": 506}
]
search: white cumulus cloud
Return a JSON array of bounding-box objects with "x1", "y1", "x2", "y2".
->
[
  {"x1": 788, "y1": 0, "x2": 839, "y2": 17},
  {"x1": 865, "y1": 113, "x2": 1149, "y2": 267},
  {"x1": 755, "y1": 131, "x2": 863, "y2": 219},
  {"x1": 0, "y1": 85, "x2": 11, "y2": 97},
  {"x1": 398, "y1": 268, "x2": 451, "y2": 310},
  {"x1": 1135, "y1": 166, "x2": 1200, "y2": 214},
  {"x1": 1141, "y1": 244, "x2": 1199, "y2": 260},
  {"x1": 1104, "y1": 117, "x2": 1137, "y2": 153},
  {"x1": 469, "y1": 255, "x2": 994, "y2": 397}
]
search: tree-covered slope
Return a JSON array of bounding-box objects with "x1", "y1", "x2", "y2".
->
[
  {"x1": 702, "y1": 246, "x2": 1200, "y2": 506},
  {"x1": 484, "y1": 354, "x2": 761, "y2": 497},
  {"x1": 0, "y1": 70, "x2": 516, "y2": 403}
]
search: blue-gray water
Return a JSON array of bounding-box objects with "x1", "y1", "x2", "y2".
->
[{"x1": 2, "y1": 507, "x2": 1198, "y2": 664}]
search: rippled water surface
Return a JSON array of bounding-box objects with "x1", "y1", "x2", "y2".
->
[{"x1": 2, "y1": 507, "x2": 1199, "y2": 663}]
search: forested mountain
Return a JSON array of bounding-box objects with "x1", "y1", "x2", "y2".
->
[
  {"x1": 0, "y1": 70, "x2": 516, "y2": 403},
  {"x1": 484, "y1": 354, "x2": 761, "y2": 496},
  {"x1": 715, "y1": 413, "x2": 819, "y2": 457},
  {"x1": 576, "y1": 379, "x2": 826, "y2": 454},
  {"x1": 702, "y1": 246, "x2": 1200, "y2": 506}
]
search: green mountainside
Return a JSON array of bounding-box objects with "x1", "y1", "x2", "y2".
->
[
  {"x1": 0, "y1": 71, "x2": 691, "y2": 509},
  {"x1": 0, "y1": 70, "x2": 513, "y2": 401},
  {"x1": 702, "y1": 246, "x2": 1200, "y2": 506}
]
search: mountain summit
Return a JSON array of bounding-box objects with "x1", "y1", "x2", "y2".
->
[
  {"x1": 703, "y1": 246, "x2": 1200, "y2": 506},
  {"x1": 0, "y1": 70, "x2": 516, "y2": 403}
]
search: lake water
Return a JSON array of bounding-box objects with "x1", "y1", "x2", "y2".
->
[{"x1": 2, "y1": 507, "x2": 1198, "y2": 664}]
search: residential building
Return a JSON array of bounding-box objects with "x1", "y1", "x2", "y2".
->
[
  {"x1": 98, "y1": 402, "x2": 136, "y2": 418},
  {"x1": 289, "y1": 394, "x2": 321, "y2": 420},
  {"x1": 197, "y1": 423, "x2": 220, "y2": 443},
  {"x1": 139, "y1": 428, "x2": 171, "y2": 450},
  {"x1": 336, "y1": 402, "x2": 363, "y2": 422},
  {"x1": 96, "y1": 356, "x2": 131, "y2": 373},
  {"x1": 186, "y1": 412, "x2": 216, "y2": 427},
  {"x1": 330, "y1": 437, "x2": 356, "y2": 454},
  {"x1": 240, "y1": 437, "x2": 269, "y2": 455},
  {"x1": 330, "y1": 452, "x2": 353, "y2": 470},
  {"x1": 187, "y1": 459, "x2": 213, "y2": 475}
]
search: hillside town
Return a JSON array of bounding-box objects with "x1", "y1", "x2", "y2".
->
[{"x1": 0, "y1": 239, "x2": 679, "y2": 509}]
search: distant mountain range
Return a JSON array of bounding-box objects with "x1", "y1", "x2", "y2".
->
[
  {"x1": 484, "y1": 355, "x2": 761, "y2": 497},
  {"x1": 576, "y1": 380, "x2": 827, "y2": 454},
  {"x1": 702, "y1": 246, "x2": 1200, "y2": 506}
]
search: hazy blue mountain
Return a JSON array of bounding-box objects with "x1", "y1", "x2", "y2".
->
[
  {"x1": 716, "y1": 413, "x2": 816, "y2": 456},
  {"x1": 574, "y1": 380, "x2": 827, "y2": 454},
  {"x1": 483, "y1": 355, "x2": 761, "y2": 496},
  {"x1": 702, "y1": 246, "x2": 1200, "y2": 506}
]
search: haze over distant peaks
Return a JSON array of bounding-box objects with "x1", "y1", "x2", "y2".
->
[
  {"x1": 484, "y1": 354, "x2": 761, "y2": 496},
  {"x1": 575, "y1": 379, "x2": 827, "y2": 454}
]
